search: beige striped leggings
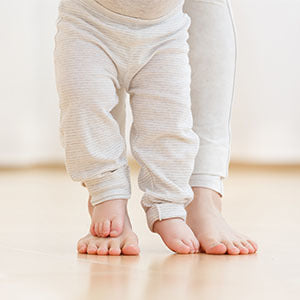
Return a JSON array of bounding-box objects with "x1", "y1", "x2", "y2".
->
[{"x1": 54, "y1": 0, "x2": 236, "y2": 231}]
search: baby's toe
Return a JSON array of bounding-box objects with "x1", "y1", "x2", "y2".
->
[
  {"x1": 89, "y1": 223, "x2": 97, "y2": 236},
  {"x1": 110, "y1": 217, "x2": 124, "y2": 237},
  {"x1": 171, "y1": 240, "x2": 191, "y2": 254},
  {"x1": 191, "y1": 238, "x2": 200, "y2": 253},
  {"x1": 101, "y1": 219, "x2": 111, "y2": 237},
  {"x1": 182, "y1": 239, "x2": 196, "y2": 254}
]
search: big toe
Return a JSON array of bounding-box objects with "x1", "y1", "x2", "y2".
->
[
  {"x1": 170, "y1": 239, "x2": 191, "y2": 254},
  {"x1": 110, "y1": 217, "x2": 124, "y2": 237},
  {"x1": 122, "y1": 236, "x2": 139, "y2": 255},
  {"x1": 122, "y1": 244, "x2": 140, "y2": 255},
  {"x1": 205, "y1": 243, "x2": 227, "y2": 255},
  {"x1": 199, "y1": 238, "x2": 227, "y2": 255}
]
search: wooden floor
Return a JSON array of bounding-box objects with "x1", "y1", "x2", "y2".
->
[{"x1": 0, "y1": 162, "x2": 300, "y2": 300}]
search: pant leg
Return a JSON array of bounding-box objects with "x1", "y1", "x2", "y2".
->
[
  {"x1": 183, "y1": 0, "x2": 237, "y2": 196},
  {"x1": 54, "y1": 1, "x2": 131, "y2": 206},
  {"x1": 127, "y1": 14, "x2": 200, "y2": 231}
]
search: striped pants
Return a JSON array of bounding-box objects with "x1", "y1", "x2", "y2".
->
[{"x1": 54, "y1": 0, "x2": 236, "y2": 231}]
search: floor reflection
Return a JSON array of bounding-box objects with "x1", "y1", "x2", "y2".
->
[{"x1": 76, "y1": 251, "x2": 259, "y2": 300}]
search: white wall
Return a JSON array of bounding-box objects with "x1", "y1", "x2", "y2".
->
[
  {"x1": 0, "y1": 0, "x2": 300, "y2": 166},
  {"x1": 0, "y1": 0, "x2": 62, "y2": 166},
  {"x1": 230, "y1": 0, "x2": 300, "y2": 163}
]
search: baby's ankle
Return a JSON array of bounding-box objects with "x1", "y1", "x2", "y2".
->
[{"x1": 92, "y1": 198, "x2": 128, "y2": 210}]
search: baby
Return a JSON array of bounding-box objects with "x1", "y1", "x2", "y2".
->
[{"x1": 54, "y1": 0, "x2": 200, "y2": 254}]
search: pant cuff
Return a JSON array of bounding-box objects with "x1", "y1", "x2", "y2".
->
[
  {"x1": 145, "y1": 203, "x2": 187, "y2": 232},
  {"x1": 83, "y1": 165, "x2": 131, "y2": 206},
  {"x1": 189, "y1": 174, "x2": 224, "y2": 197}
]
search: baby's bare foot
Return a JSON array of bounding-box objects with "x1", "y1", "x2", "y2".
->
[
  {"x1": 90, "y1": 198, "x2": 128, "y2": 238},
  {"x1": 78, "y1": 209, "x2": 140, "y2": 256},
  {"x1": 186, "y1": 187, "x2": 258, "y2": 255},
  {"x1": 153, "y1": 218, "x2": 199, "y2": 254}
]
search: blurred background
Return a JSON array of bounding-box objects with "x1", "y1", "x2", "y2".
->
[{"x1": 1, "y1": 0, "x2": 300, "y2": 167}]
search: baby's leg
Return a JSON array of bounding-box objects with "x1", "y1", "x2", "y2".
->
[
  {"x1": 54, "y1": 3, "x2": 130, "y2": 238},
  {"x1": 78, "y1": 89, "x2": 139, "y2": 255},
  {"x1": 184, "y1": 0, "x2": 257, "y2": 254},
  {"x1": 127, "y1": 22, "x2": 200, "y2": 254}
]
